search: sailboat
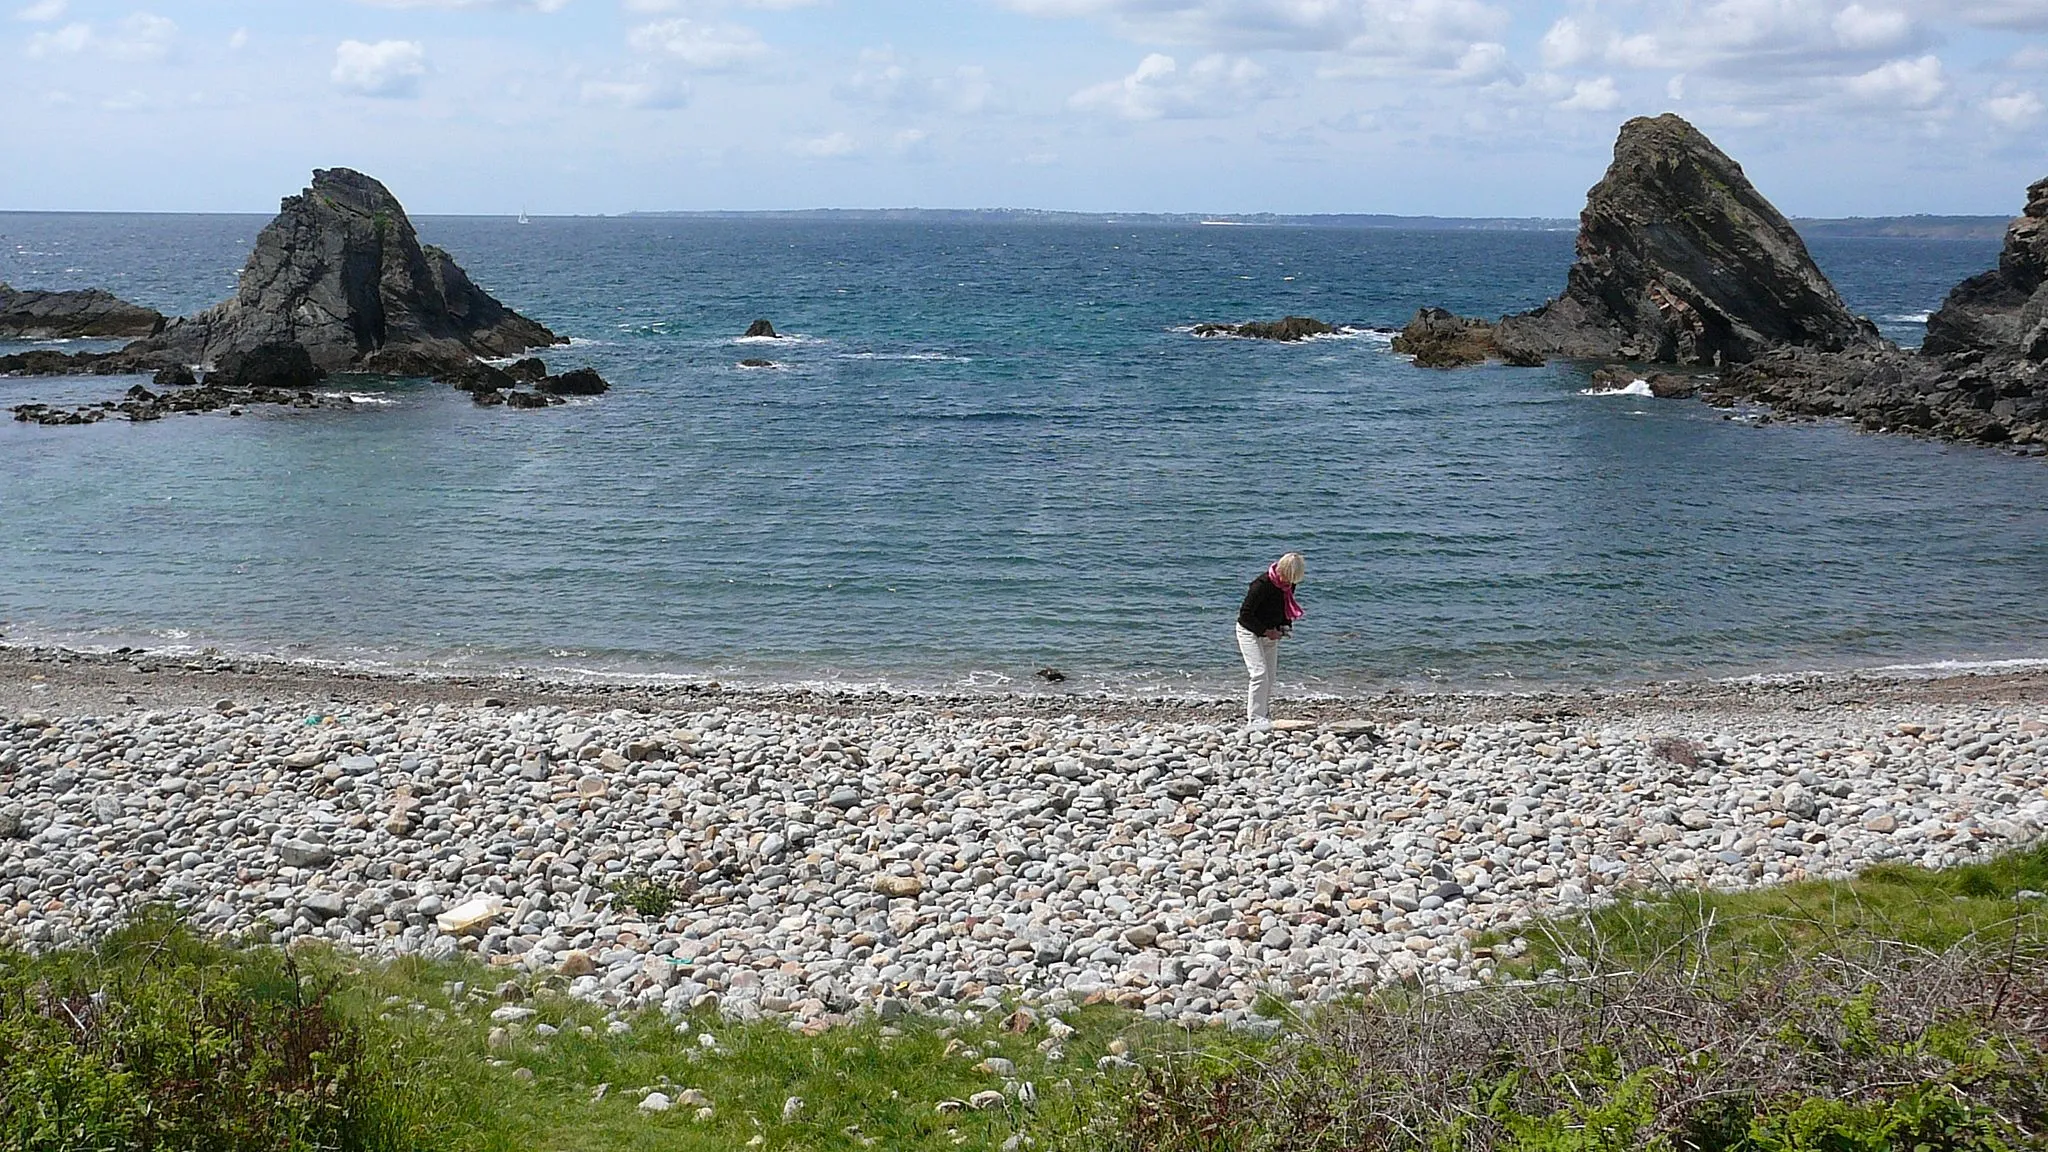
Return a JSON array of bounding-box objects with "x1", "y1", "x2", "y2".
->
[{"x1": 517, "y1": 209, "x2": 531, "y2": 225}]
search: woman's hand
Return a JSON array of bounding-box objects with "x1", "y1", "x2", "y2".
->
[{"x1": 1263, "y1": 628, "x2": 1284, "y2": 639}]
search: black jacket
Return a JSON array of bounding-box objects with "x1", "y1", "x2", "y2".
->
[{"x1": 1238, "y1": 573, "x2": 1292, "y2": 636}]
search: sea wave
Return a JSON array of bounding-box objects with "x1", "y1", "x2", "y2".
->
[
  {"x1": 836, "y1": 351, "x2": 972, "y2": 363},
  {"x1": 1580, "y1": 379, "x2": 1653, "y2": 397},
  {"x1": 1884, "y1": 312, "x2": 1933, "y2": 324},
  {"x1": 735, "y1": 333, "x2": 823, "y2": 345},
  {"x1": 321, "y1": 392, "x2": 400, "y2": 406}
]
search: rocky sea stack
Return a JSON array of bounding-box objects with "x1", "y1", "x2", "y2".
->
[
  {"x1": 1493, "y1": 114, "x2": 1879, "y2": 367},
  {"x1": 130, "y1": 168, "x2": 562, "y2": 373}
]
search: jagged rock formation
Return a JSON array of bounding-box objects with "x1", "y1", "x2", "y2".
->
[
  {"x1": 130, "y1": 168, "x2": 561, "y2": 372},
  {"x1": 1713, "y1": 177, "x2": 2048, "y2": 450},
  {"x1": 1923, "y1": 178, "x2": 2048, "y2": 360},
  {"x1": 0, "y1": 283, "x2": 165, "y2": 339},
  {"x1": 1488, "y1": 114, "x2": 1879, "y2": 367},
  {"x1": 744, "y1": 319, "x2": 780, "y2": 338},
  {"x1": 1193, "y1": 316, "x2": 1334, "y2": 341}
]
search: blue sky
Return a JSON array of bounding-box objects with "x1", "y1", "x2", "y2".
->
[{"x1": 5, "y1": 0, "x2": 2047, "y2": 216}]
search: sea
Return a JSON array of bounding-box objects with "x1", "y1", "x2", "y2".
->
[{"x1": 3, "y1": 212, "x2": 2045, "y2": 697}]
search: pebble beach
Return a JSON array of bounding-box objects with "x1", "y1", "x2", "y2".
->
[{"x1": 3, "y1": 644, "x2": 2045, "y2": 1032}]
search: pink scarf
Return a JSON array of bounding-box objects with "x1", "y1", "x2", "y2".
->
[{"x1": 1268, "y1": 563, "x2": 1304, "y2": 622}]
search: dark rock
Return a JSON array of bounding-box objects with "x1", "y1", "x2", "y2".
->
[
  {"x1": 506, "y1": 357, "x2": 548, "y2": 383},
  {"x1": 738, "y1": 358, "x2": 775, "y2": 368},
  {"x1": 207, "y1": 343, "x2": 324, "y2": 391},
  {"x1": 361, "y1": 346, "x2": 467, "y2": 377},
  {"x1": 1925, "y1": 177, "x2": 2048, "y2": 359},
  {"x1": 1711, "y1": 172, "x2": 2048, "y2": 452},
  {"x1": 1392, "y1": 308, "x2": 1499, "y2": 368},
  {"x1": 0, "y1": 282, "x2": 165, "y2": 339},
  {"x1": 470, "y1": 388, "x2": 506, "y2": 407},
  {"x1": 436, "y1": 360, "x2": 515, "y2": 394},
  {"x1": 744, "y1": 319, "x2": 780, "y2": 338},
  {"x1": 1193, "y1": 316, "x2": 1334, "y2": 342},
  {"x1": 1493, "y1": 114, "x2": 1880, "y2": 367},
  {"x1": 535, "y1": 367, "x2": 609, "y2": 396},
  {"x1": 128, "y1": 168, "x2": 564, "y2": 372},
  {"x1": 124, "y1": 384, "x2": 158, "y2": 402},
  {"x1": 503, "y1": 390, "x2": 558, "y2": 409},
  {"x1": 152, "y1": 363, "x2": 198, "y2": 388},
  {"x1": 1035, "y1": 667, "x2": 1067, "y2": 683},
  {"x1": 1647, "y1": 373, "x2": 1704, "y2": 399}
]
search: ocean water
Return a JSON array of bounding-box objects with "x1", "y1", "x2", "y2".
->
[{"x1": 2, "y1": 212, "x2": 2042, "y2": 695}]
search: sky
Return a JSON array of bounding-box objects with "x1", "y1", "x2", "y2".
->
[{"x1": 4, "y1": 0, "x2": 2047, "y2": 217}]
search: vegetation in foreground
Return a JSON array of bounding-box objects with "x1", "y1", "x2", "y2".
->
[
  {"x1": 0, "y1": 845, "x2": 2043, "y2": 1151},
  {"x1": 1069, "y1": 844, "x2": 2048, "y2": 1152}
]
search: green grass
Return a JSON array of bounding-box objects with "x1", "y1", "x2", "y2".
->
[
  {"x1": 6, "y1": 846, "x2": 2046, "y2": 1152},
  {"x1": 0, "y1": 908, "x2": 1199, "y2": 1152},
  {"x1": 1497, "y1": 841, "x2": 2048, "y2": 977}
]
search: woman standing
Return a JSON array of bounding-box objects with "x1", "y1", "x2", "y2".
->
[{"x1": 1235, "y1": 552, "x2": 1305, "y2": 727}]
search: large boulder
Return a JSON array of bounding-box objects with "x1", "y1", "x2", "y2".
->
[
  {"x1": 1923, "y1": 177, "x2": 2048, "y2": 360},
  {"x1": 1495, "y1": 114, "x2": 1881, "y2": 367},
  {"x1": 206, "y1": 343, "x2": 325, "y2": 390},
  {"x1": 0, "y1": 283, "x2": 165, "y2": 339},
  {"x1": 131, "y1": 168, "x2": 563, "y2": 372}
]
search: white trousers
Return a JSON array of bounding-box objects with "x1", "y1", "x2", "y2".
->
[{"x1": 1235, "y1": 625, "x2": 1279, "y2": 720}]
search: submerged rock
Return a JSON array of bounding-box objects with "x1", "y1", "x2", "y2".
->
[
  {"x1": 0, "y1": 283, "x2": 166, "y2": 339},
  {"x1": 129, "y1": 168, "x2": 563, "y2": 373},
  {"x1": 1493, "y1": 114, "x2": 1879, "y2": 367}
]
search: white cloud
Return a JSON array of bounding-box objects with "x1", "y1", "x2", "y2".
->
[
  {"x1": 580, "y1": 74, "x2": 690, "y2": 108},
  {"x1": 1002, "y1": 0, "x2": 1509, "y2": 74},
  {"x1": 1832, "y1": 4, "x2": 1913, "y2": 49},
  {"x1": 1986, "y1": 89, "x2": 2044, "y2": 127},
  {"x1": 25, "y1": 20, "x2": 88, "y2": 53},
  {"x1": 13, "y1": 0, "x2": 66, "y2": 21},
  {"x1": 1539, "y1": 16, "x2": 1589, "y2": 69},
  {"x1": 1842, "y1": 54, "x2": 1947, "y2": 107},
  {"x1": 792, "y1": 131, "x2": 857, "y2": 157},
  {"x1": 1070, "y1": 52, "x2": 1274, "y2": 119},
  {"x1": 26, "y1": 13, "x2": 175, "y2": 61},
  {"x1": 838, "y1": 49, "x2": 994, "y2": 115},
  {"x1": 626, "y1": 0, "x2": 819, "y2": 9},
  {"x1": 227, "y1": 27, "x2": 247, "y2": 49},
  {"x1": 627, "y1": 18, "x2": 767, "y2": 69},
  {"x1": 1937, "y1": 1, "x2": 2048, "y2": 30},
  {"x1": 332, "y1": 39, "x2": 428, "y2": 98},
  {"x1": 353, "y1": 0, "x2": 570, "y2": 10},
  {"x1": 1558, "y1": 75, "x2": 1620, "y2": 111}
]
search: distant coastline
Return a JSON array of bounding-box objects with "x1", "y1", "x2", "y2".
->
[
  {"x1": 2, "y1": 207, "x2": 2010, "y2": 241},
  {"x1": 618, "y1": 206, "x2": 2012, "y2": 240}
]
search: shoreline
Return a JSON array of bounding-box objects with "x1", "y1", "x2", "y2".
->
[{"x1": 7, "y1": 639, "x2": 2048, "y2": 724}]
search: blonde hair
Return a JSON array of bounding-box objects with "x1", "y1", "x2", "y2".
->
[{"x1": 1275, "y1": 552, "x2": 1305, "y2": 584}]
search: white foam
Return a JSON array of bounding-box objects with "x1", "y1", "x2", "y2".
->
[
  {"x1": 1883, "y1": 312, "x2": 1932, "y2": 324},
  {"x1": 1580, "y1": 379, "x2": 1654, "y2": 397},
  {"x1": 322, "y1": 392, "x2": 399, "y2": 406},
  {"x1": 735, "y1": 360, "x2": 786, "y2": 370},
  {"x1": 735, "y1": 333, "x2": 822, "y2": 346},
  {"x1": 836, "y1": 351, "x2": 972, "y2": 363}
]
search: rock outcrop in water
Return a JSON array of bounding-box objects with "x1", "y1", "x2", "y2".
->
[
  {"x1": 129, "y1": 168, "x2": 562, "y2": 373},
  {"x1": 1193, "y1": 316, "x2": 1334, "y2": 342},
  {"x1": 1707, "y1": 175, "x2": 2048, "y2": 451},
  {"x1": 0, "y1": 283, "x2": 165, "y2": 339},
  {"x1": 1490, "y1": 114, "x2": 1880, "y2": 367},
  {"x1": 744, "y1": 319, "x2": 780, "y2": 338}
]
